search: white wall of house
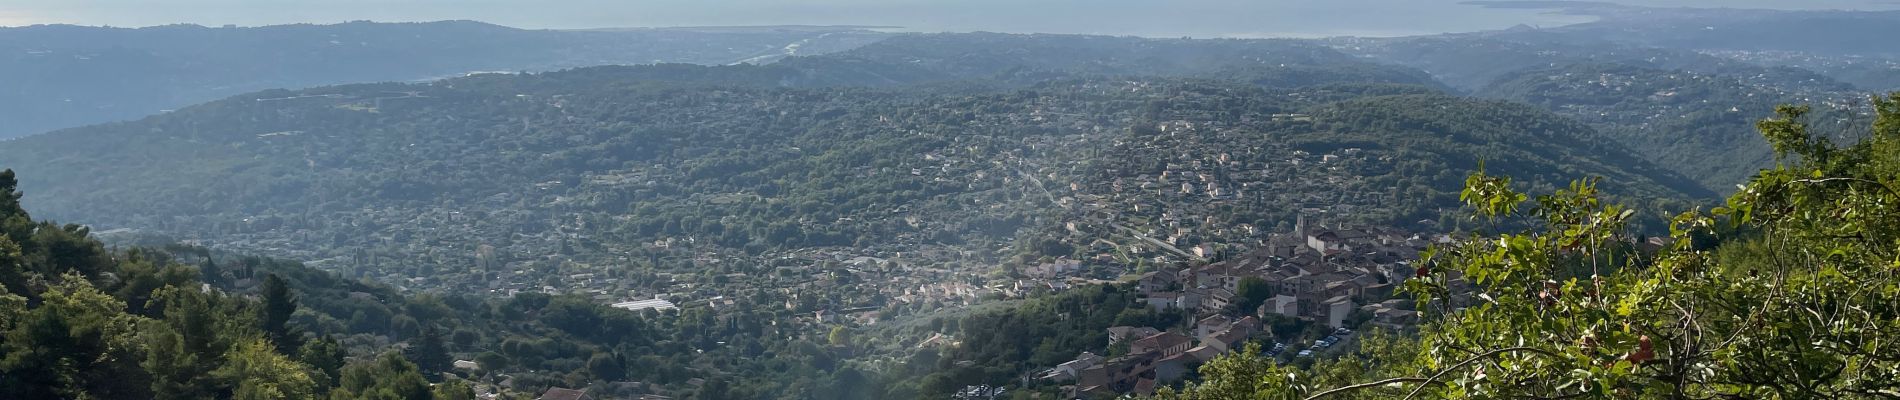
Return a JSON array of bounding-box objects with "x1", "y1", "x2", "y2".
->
[{"x1": 1326, "y1": 298, "x2": 1354, "y2": 328}]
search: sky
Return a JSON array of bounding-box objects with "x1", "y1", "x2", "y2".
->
[{"x1": 1, "y1": 0, "x2": 1897, "y2": 37}]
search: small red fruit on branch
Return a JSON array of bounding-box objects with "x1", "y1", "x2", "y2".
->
[{"x1": 1625, "y1": 335, "x2": 1654, "y2": 364}]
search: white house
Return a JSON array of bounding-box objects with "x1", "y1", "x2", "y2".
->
[
  {"x1": 1262, "y1": 294, "x2": 1300, "y2": 317},
  {"x1": 1324, "y1": 295, "x2": 1355, "y2": 328},
  {"x1": 1053, "y1": 352, "x2": 1105, "y2": 381}
]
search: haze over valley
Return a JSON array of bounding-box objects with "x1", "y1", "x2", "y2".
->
[{"x1": 1, "y1": 2, "x2": 1898, "y2": 400}]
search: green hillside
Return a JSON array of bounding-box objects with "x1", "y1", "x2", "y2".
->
[
  {"x1": 0, "y1": 57, "x2": 1702, "y2": 286},
  {"x1": 1478, "y1": 63, "x2": 1869, "y2": 193}
]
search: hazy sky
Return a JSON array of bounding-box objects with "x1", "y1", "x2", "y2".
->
[{"x1": 2, "y1": 0, "x2": 1897, "y2": 37}]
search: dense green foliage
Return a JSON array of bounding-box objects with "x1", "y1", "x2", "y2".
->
[
  {"x1": 1310, "y1": 94, "x2": 1710, "y2": 199},
  {"x1": 902, "y1": 284, "x2": 1185, "y2": 397},
  {"x1": 0, "y1": 169, "x2": 335, "y2": 399},
  {"x1": 1158, "y1": 93, "x2": 1900, "y2": 399},
  {"x1": 1479, "y1": 63, "x2": 1867, "y2": 194},
  {"x1": 1074, "y1": 91, "x2": 1705, "y2": 241},
  {"x1": 0, "y1": 168, "x2": 991, "y2": 399}
]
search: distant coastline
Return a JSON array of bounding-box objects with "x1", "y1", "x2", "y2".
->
[
  {"x1": 1461, "y1": 1, "x2": 1623, "y2": 11},
  {"x1": 569, "y1": 25, "x2": 903, "y2": 33}
]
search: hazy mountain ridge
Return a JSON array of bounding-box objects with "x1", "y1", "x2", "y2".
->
[
  {"x1": 1422, "y1": 2, "x2": 1900, "y2": 91},
  {"x1": 830, "y1": 33, "x2": 1447, "y2": 89},
  {"x1": 0, "y1": 20, "x2": 890, "y2": 138},
  {"x1": 1476, "y1": 62, "x2": 1871, "y2": 192},
  {"x1": 1328, "y1": 6, "x2": 1891, "y2": 195}
]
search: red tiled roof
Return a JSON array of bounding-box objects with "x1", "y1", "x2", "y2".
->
[
  {"x1": 1134, "y1": 378, "x2": 1158, "y2": 396},
  {"x1": 1132, "y1": 332, "x2": 1191, "y2": 351},
  {"x1": 539, "y1": 387, "x2": 590, "y2": 400}
]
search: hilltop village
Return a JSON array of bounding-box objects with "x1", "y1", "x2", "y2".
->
[{"x1": 1046, "y1": 221, "x2": 1439, "y2": 397}]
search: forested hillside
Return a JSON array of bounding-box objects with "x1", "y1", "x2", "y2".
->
[
  {"x1": 0, "y1": 21, "x2": 888, "y2": 138},
  {"x1": 1439, "y1": 2, "x2": 1900, "y2": 90},
  {"x1": 826, "y1": 33, "x2": 1447, "y2": 89},
  {"x1": 0, "y1": 47, "x2": 1700, "y2": 291},
  {"x1": 1325, "y1": 3, "x2": 1895, "y2": 196},
  {"x1": 1478, "y1": 63, "x2": 1869, "y2": 192},
  {"x1": 1334, "y1": 30, "x2": 1852, "y2": 93},
  {"x1": 0, "y1": 168, "x2": 960, "y2": 399},
  {"x1": 0, "y1": 25, "x2": 1455, "y2": 140},
  {"x1": 1068, "y1": 90, "x2": 1705, "y2": 245},
  {"x1": 0, "y1": 168, "x2": 476, "y2": 398}
]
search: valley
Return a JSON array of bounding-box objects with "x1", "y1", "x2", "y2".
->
[{"x1": 2, "y1": 3, "x2": 1899, "y2": 399}]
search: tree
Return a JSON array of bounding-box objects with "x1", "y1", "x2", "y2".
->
[
  {"x1": 473, "y1": 351, "x2": 510, "y2": 372},
  {"x1": 145, "y1": 284, "x2": 251, "y2": 399},
  {"x1": 828, "y1": 325, "x2": 854, "y2": 348},
  {"x1": 697, "y1": 377, "x2": 733, "y2": 400},
  {"x1": 111, "y1": 252, "x2": 198, "y2": 316},
  {"x1": 260, "y1": 274, "x2": 301, "y2": 354},
  {"x1": 1, "y1": 274, "x2": 148, "y2": 399},
  {"x1": 144, "y1": 322, "x2": 218, "y2": 399},
  {"x1": 199, "y1": 259, "x2": 224, "y2": 285},
  {"x1": 212, "y1": 338, "x2": 318, "y2": 400},
  {"x1": 1035, "y1": 238, "x2": 1075, "y2": 258},
  {"x1": 0, "y1": 285, "x2": 22, "y2": 330},
  {"x1": 431, "y1": 378, "x2": 477, "y2": 400},
  {"x1": 298, "y1": 336, "x2": 346, "y2": 389},
  {"x1": 587, "y1": 352, "x2": 626, "y2": 381},
  {"x1": 407, "y1": 324, "x2": 452, "y2": 378},
  {"x1": 1234, "y1": 277, "x2": 1273, "y2": 315},
  {"x1": 1163, "y1": 92, "x2": 1900, "y2": 399},
  {"x1": 0, "y1": 235, "x2": 26, "y2": 301},
  {"x1": 337, "y1": 352, "x2": 432, "y2": 400},
  {"x1": 0, "y1": 170, "x2": 20, "y2": 218}
]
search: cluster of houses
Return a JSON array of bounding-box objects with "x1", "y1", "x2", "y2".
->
[
  {"x1": 1046, "y1": 314, "x2": 1265, "y2": 397},
  {"x1": 1044, "y1": 222, "x2": 1442, "y2": 397},
  {"x1": 1140, "y1": 222, "x2": 1433, "y2": 329}
]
